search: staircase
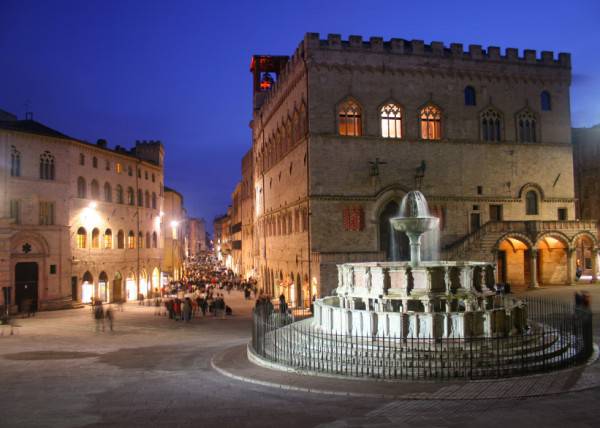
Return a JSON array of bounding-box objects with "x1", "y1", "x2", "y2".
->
[{"x1": 442, "y1": 220, "x2": 598, "y2": 262}]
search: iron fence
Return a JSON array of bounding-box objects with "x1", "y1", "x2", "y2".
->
[{"x1": 251, "y1": 297, "x2": 594, "y2": 380}]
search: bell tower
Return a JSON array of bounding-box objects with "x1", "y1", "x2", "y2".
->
[{"x1": 250, "y1": 55, "x2": 288, "y2": 111}]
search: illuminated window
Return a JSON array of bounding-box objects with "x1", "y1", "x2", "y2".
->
[
  {"x1": 127, "y1": 231, "x2": 135, "y2": 249},
  {"x1": 115, "y1": 163, "x2": 122, "y2": 174},
  {"x1": 541, "y1": 91, "x2": 552, "y2": 111},
  {"x1": 480, "y1": 108, "x2": 502, "y2": 142},
  {"x1": 10, "y1": 146, "x2": 20, "y2": 177},
  {"x1": 117, "y1": 230, "x2": 125, "y2": 249},
  {"x1": 104, "y1": 182, "x2": 112, "y2": 202},
  {"x1": 39, "y1": 151, "x2": 55, "y2": 180},
  {"x1": 338, "y1": 99, "x2": 362, "y2": 136},
  {"x1": 91, "y1": 228, "x2": 100, "y2": 249},
  {"x1": 420, "y1": 105, "x2": 442, "y2": 140},
  {"x1": 138, "y1": 232, "x2": 143, "y2": 248},
  {"x1": 151, "y1": 192, "x2": 157, "y2": 209},
  {"x1": 127, "y1": 187, "x2": 135, "y2": 205},
  {"x1": 116, "y1": 185, "x2": 124, "y2": 204},
  {"x1": 464, "y1": 86, "x2": 476, "y2": 106},
  {"x1": 104, "y1": 229, "x2": 112, "y2": 249},
  {"x1": 517, "y1": 110, "x2": 537, "y2": 142},
  {"x1": 380, "y1": 103, "x2": 403, "y2": 138},
  {"x1": 152, "y1": 231, "x2": 158, "y2": 248},
  {"x1": 77, "y1": 227, "x2": 87, "y2": 249},
  {"x1": 77, "y1": 177, "x2": 87, "y2": 198},
  {"x1": 91, "y1": 180, "x2": 100, "y2": 199},
  {"x1": 92, "y1": 157, "x2": 98, "y2": 168},
  {"x1": 526, "y1": 191, "x2": 539, "y2": 215}
]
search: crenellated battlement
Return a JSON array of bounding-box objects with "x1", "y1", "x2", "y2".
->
[{"x1": 302, "y1": 32, "x2": 571, "y2": 67}]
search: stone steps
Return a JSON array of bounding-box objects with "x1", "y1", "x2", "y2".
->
[{"x1": 257, "y1": 320, "x2": 576, "y2": 378}]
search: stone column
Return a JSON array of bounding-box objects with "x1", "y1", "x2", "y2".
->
[
  {"x1": 567, "y1": 247, "x2": 576, "y2": 285},
  {"x1": 444, "y1": 267, "x2": 451, "y2": 294},
  {"x1": 592, "y1": 249, "x2": 599, "y2": 283},
  {"x1": 530, "y1": 249, "x2": 539, "y2": 289}
]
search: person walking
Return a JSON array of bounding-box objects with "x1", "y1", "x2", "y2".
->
[{"x1": 105, "y1": 305, "x2": 114, "y2": 331}]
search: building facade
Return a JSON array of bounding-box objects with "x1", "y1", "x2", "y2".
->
[
  {"x1": 244, "y1": 33, "x2": 597, "y2": 306},
  {"x1": 241, "y1": 149, "x2": 255, "y2": 278},
  {"x1": 0, "y1": 115, "x2": 165, "y2": 311},
  {"x1": 186, "y1": 217, "x2": 207, "y2": 257},
  {"x1": 163, "y1": 187, "x2": 186, "y2": 282}
]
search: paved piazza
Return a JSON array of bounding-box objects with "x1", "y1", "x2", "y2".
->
[{"x1": 2, "y1": 287, "x2": 600, "y2": 428}]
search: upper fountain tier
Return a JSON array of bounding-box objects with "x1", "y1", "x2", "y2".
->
[{"x1": 390, "y1": 191, "x2": 439, "y2": 266}]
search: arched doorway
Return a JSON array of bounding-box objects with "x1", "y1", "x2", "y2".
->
[
  {"x1": 574, "y1": 234, "x2": 595, "y2": 277},
  {"x1": 98, "y1": 271, "x2": 109, "y2": 302},
  {"x1": 15, "y1": 262, "x2": 38, "y2": 312},
  {"x1": 125, "y1": 272, "x2": 137, "y2": 301},
  {"x1": 81, "y1": 271, "x2": 94, "y2": 303},
  {"x1": 379, "y1": 201, "x2": 409, "y2": 261},
  {"x1": 139, "y1": 269, "x2": 148, "y2": 299},
  {"x1": 151, "y1": 268, "x2": 160, "y2": 296},
  {"x1": 536, "y1": 235, "x2": 568, "y2": 285},
  {"x1": 112, "y1": 272, "x2": 123, "y2": 302},
  {"x1": 497, "y1": 237, "x2": 531, "y2": 287}
]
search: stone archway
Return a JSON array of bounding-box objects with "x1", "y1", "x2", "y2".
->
[
  {"x1": 82, "y1": 271, "x2": 94, "y2": 303},
  {"x1": 496, "y1": 235, "x2": 533, "y2": 287},
  {"x1": 98, "y1": 271, "x2": 109, "y2": 302},
  {"x1": 125, "y1": 272, "x2": 137, "y2": 301},
  {"x1": 151, "y1": 268, "x2": 160, "y2": 296},
  {"x1": 112, "y1": 272, "x2": 123, "y2": 302},
  {"x1": 573, "y1": 233, "x2": 596, "y2": 279},
  {"x1": 535, "y1": 235, "x2": 569, "y2": 285}
]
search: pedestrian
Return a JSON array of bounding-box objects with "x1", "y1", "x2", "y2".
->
[
  {"x1": 105, "y1": 305, "x2": 114, "y2": 331},
  {"x1": 94, "y1": 301, "x2": 104, "y2": 332},
  {"x1": 183, "y1": 297, "x2": 192, "y2": 322},
  {"x1": 279, "y1": 294, "x2": 288, "y2": 314}
]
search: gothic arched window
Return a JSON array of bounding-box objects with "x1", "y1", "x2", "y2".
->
[
  {"x1": 104, "y1": 182, "x2": 112, "y2": 202},
  {"x1": 91, "y1": 228, "x2": 100, "y2": 249},
  {"x1": 152, "y1": 231, "x2": 158, "y2": 248},
  {"x1": 127, "y1": 187, "x2": 135, "y2": 205},
  {"x1": 338, "y1": 99, "x2": 362, "y2": 136},
  {"x1": 116, "y1": 185, "x2": 124, "y2": 204},
  {"x1": 420, "y1": 105, "x2": 442, "y2": 140},
  {"x1": 526, "y1": 190, "x2": 539, "y2": 215},
  {"x1": 104, "y1": 229, "x2": 112, "y2": 249},
  {"x1": 77, "y1": 227, "x2": 87, "y2": 248},
  {"x1": 464, "y1": 86, "x2": 476, "y2": 106},
  {"x1": 117, "y1": 230, "x2": 125, "y2": 249},
  {"x1": 127, "y1": 230, "x2": 135, "y2": 249},
  {"x1": 380, "y1": 103, "x2": 403, "y2": 139},
  {"x1": 77, "y1": 177, "x2": 87, "y2": 198},
  {"x1": 152, "y1": 192, "x2": 157, "y2": 209},
  {"x1": 146, "y1": 232, "x2": 151, "y2": 249},
  {"x1": 39, "y1": 151, "x2": 55, "y2": 180},
  {"x1": 145, "y1": 190, "x2": 150, "y2": 208},
  {"x1": 541, "y1": 91, "x2": 552, "y2": 111},
  {"x1": 480, "y1": 108, "x2": 502, "y2": 142},
  {"x1": 137, "y1": 189, "x2": 143, "y2": 207},
  {"x1": 10, "y1": 146, "x2": 20, "y2": 177},
  {"x1": 517, "y1": 110, "x2": 537, "y2": 142}
]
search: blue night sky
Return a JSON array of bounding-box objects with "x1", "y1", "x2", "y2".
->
[{"x1": 1, "y1": 0, "x2": 599, "y2": 231}]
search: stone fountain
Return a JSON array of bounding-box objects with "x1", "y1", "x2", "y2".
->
[{"x1": 313, "y1": 191, "x2": 526, "y2": 339}]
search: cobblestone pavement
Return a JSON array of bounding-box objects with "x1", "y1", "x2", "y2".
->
[{"x1": 1, "y1": 287, "x2": 600, "y2": 428}]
